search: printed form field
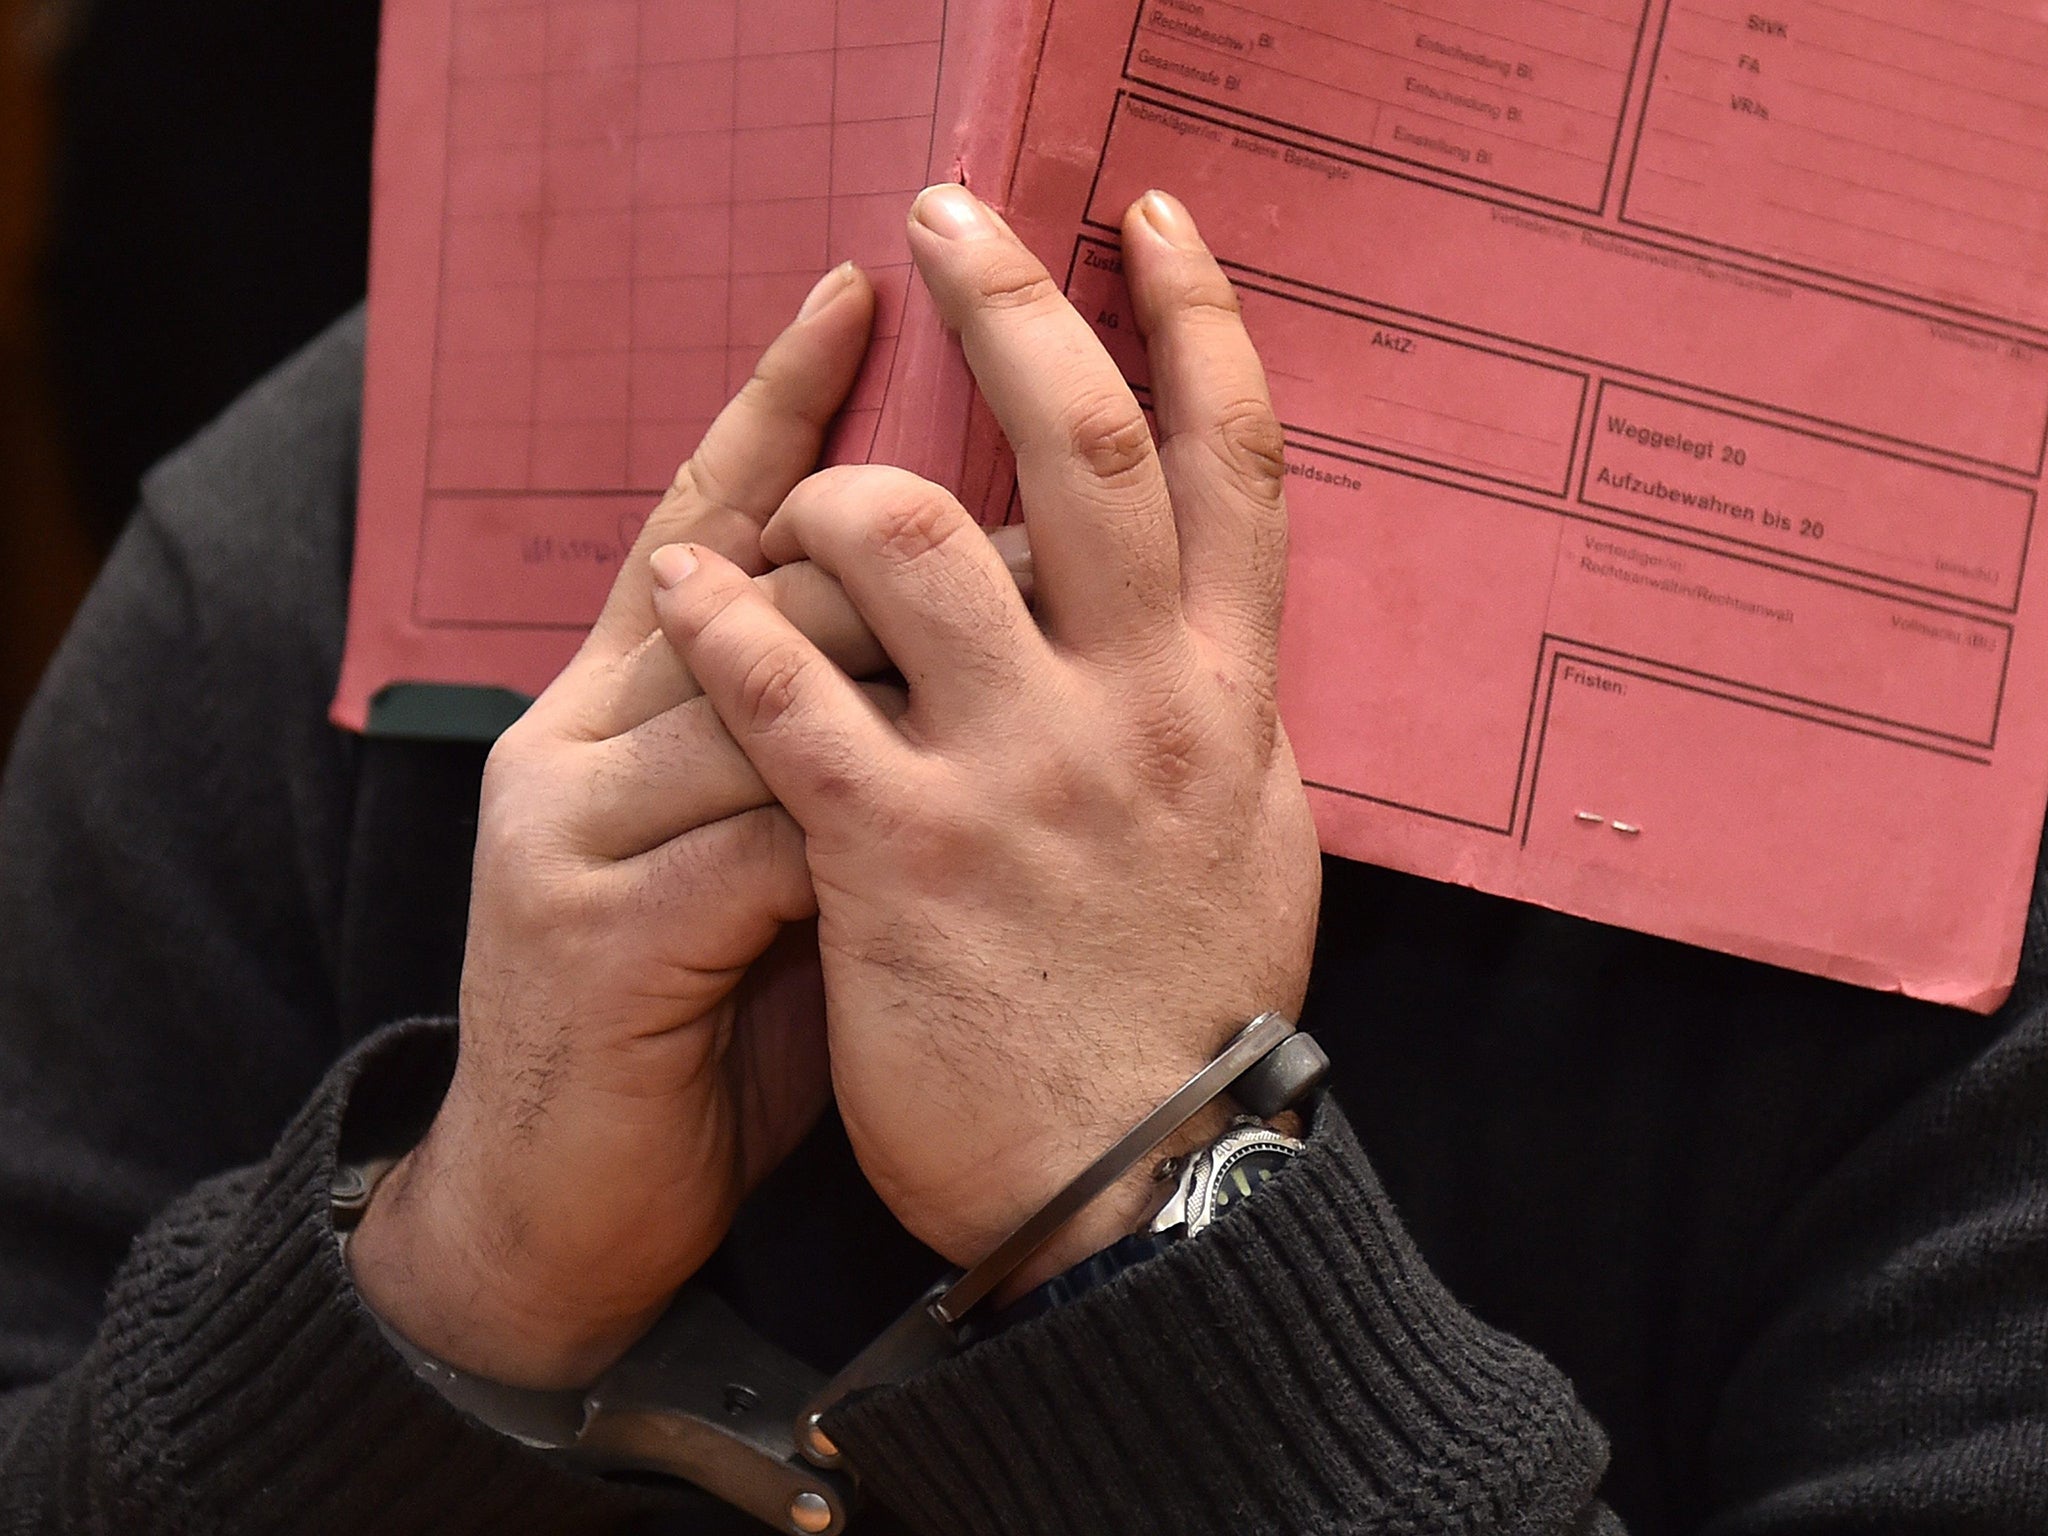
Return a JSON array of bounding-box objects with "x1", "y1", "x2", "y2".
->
[
  {"x1": 1072, "y1": 58, "x2": 2039, "y2": 844},
  {"x1": 1122, "y1": 0, "x2": 1650, "y2": 209},
  {"x1": 1627, "y1": 0, "x2": 2048, "y2": 323},
  {"x1": 417, "y1": 0, "x2": 945, "y2": 624},
  {"x1": 1068, "y1": 238, "x2": 1586, "y2": 495}
]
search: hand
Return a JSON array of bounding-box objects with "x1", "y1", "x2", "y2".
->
[
  {"x1": 348, "y1": 265, "x2": 893, "y2": 1388},
  {"x1": 651, "y1": 188, "x2": 1321, "y2": 1293}
]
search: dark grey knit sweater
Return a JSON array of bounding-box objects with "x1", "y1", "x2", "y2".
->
[{"x1": 0, "y1": 313, "x2": 2042, "y2": 1533}]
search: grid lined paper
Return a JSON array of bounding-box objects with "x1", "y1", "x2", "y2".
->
[{"x1": 427, "y1": 0, "x2": 946, "y2": 500}]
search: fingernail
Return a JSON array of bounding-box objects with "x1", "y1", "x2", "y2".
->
[
  {"x1": 912, "y1": 183, "x2": 996, "y2": 240},
  {"x1": 797, "y1": 261, "x2": 855, "y2": 321},
  {"x1": 649, "y1": 543, "x2": 699, "y2": 589},
  {"x1": 1139, "y1": 189, "x2": 1201, "y2": 249}
]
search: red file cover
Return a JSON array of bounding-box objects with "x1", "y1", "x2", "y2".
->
[{"x1": 345, "y1": 0, "x2": 2048, "y2": 1009}]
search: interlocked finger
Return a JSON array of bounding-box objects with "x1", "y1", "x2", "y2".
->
[
  {"x1": 650, "y1": 544, "x2": 917, "y2": 832},
  {"x1": 569, "y1": 679, "x2": 908, "y2": 860},
  {"x1": 573, "y1": 558, "x2": 892, "y2": 740},
  {"x1": 602, "y1": 804, "x2": 821, "y2": 974},
  {"x1": 760, "y1": 466, "x2": 1045, "y2": 721},
  {"x1": 571, "y1": 524, "x2": 1034, "y2": 741},
  {"x1": 558, "y1": 262, "x2": 878, "y2": 691}
]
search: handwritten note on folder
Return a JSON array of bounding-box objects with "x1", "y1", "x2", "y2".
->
[{"x1": 342, "y1": 0, "x2": 2048, "y2": 1010}]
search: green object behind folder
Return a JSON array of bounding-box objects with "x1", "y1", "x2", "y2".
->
[{"x1": 365, "y1": 683, "x2": 532, "y2": 743}]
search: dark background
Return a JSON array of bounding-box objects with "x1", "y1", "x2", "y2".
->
[{"x1": 0, "y1": 0, "x2": 380, "y2": 753}]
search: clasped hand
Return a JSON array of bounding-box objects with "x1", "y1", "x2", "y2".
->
[{"x1": 349, "y1": 187, "x2": 1322, "y2": 1389}]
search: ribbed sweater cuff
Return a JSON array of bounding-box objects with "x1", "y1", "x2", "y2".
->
[
  {"x1": 827, "y1": 1097, "x2": 1609, "y2": 1535},
  {"x1": 87, "y1": 1019, "x2": 689, "y2": 1534}
]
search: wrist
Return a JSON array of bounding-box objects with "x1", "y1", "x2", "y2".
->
[
  {"x1": 344, "y1": 1136, "x2": 664, "y2": 1390},
  {"x1": 968, "y1": 1002, "x2": 1315, "y2": 1300},
  {"x1": 990, "y1": 1101, "x2": 1234, "y2": 1304},
  {"x1": 793, "y1": 1017, "x2": 1327, "y2": 1457}
]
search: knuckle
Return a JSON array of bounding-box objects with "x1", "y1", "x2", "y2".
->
[
  {"x1": 796, "y1": 744, "x2": 874, "y2": 818},
  {"x1": 1066, "y1": 389, "x2": 1158, "y2": 488},
  {"x1": 733, "y1": 641, "x2": 815, "y2": 736},
  {"x1": 675, "y1": 450, "x2": 739, "y2": 519},
  {"x1": 868, "y1": 485, "x2": 969, "y2": 569},
  {"x1": 1135, "y1": 708, "x2": 1208, "y2": 794},
  {"x1": 1029, "y1": 743, "x2": 1137, "y2": 825},
  {"x1": 976, "y1": 256, "x2": 1063, "y2": 315},
  {"x1": 1168, "y1": 272, "x2": 1244, "y2": 325},
  {"x1": 889, "y1": 793, "x2": 985, "y2": 884},
  {"x1": 1124, "y1": 662, "x2": 1227, "y2": 797},
  {"x1": 1208, "y1": 399, "x2": 1289, "y2": 505}
]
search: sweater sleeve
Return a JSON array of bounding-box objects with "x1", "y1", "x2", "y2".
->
[
  {"x1": 0, "y1": 1019, "x2": 734, "y2": 1533},
  {"x1": 1699, "y1": 995, "x2": 2048, "y2": 1534},
  {"x1": 825, "y1": 993, "x2": 2048, "y2": 1536},
  {"x1": 0, "y1": 314, "x2": 733, "y2": 1532},
  {"x1": 825, "y1": 1095, "x2": 1620, "y2": 1535}
]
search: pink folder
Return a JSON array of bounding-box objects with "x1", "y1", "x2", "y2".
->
[{"x1": 344, "y1": 0, "x2": 2048, "y2": 1009}]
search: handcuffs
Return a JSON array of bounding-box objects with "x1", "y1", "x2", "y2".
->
[{"x1": 332, "y1": 1013, "x2": 1328, "y2": 1535}]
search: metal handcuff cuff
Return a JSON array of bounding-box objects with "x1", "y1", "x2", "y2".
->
[{"x1": 332, "y1": 1012, "x2": 1328, "y2": 1535}]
